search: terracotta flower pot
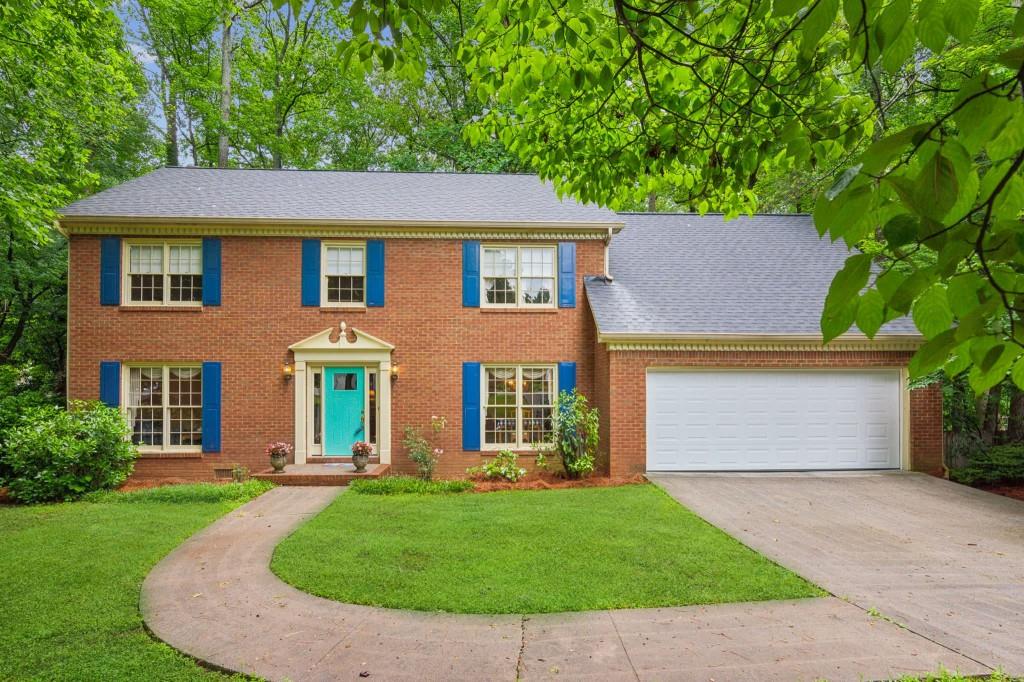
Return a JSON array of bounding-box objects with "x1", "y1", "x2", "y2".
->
[
  {"x1": 270, "y1": 452, "x2": 287, "y2": 473},
  {"x1": 351, "y1": 452, "x2": 369, "y2": 473}
]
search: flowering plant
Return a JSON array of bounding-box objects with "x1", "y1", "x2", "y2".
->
[
  {"x1": 351, "y1": 441, "x2": 373, "y2": 457},
  {"x1": 265, "y1": 441, "x2": 293, "y2": 458}
]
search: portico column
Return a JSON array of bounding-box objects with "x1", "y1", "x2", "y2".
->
[
  {"x1": 293, "y1": 360, "x2": 307, "y2": 464},
  {"x1": 379, "y1": 360, "x2": 392, "y2": 464}
]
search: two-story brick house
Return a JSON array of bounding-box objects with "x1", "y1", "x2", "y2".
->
[{"x1": 60, "y1": 168, "x2": 942, "y2": 481}]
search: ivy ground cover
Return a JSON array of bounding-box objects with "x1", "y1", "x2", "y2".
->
[{"x1": 272, "y1": 484, "x2": 821, "y2": 614}]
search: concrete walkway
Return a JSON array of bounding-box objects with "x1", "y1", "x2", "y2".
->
[
  {"x1": 142, "y1": 485, "x2": 989, "y2": 681},
  {"x1": 651, "y1": 472, "x2": 1024, "y2": 676}
]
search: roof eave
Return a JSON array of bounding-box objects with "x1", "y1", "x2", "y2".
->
[
  {"x1": 596, "y1": 331, "x2": 924, "y2": 351},
  {"x1": 57, "y1": 214, "x2": 625, "y2": 233}
]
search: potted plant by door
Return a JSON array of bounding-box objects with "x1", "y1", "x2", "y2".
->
[
  {"x1": 351, "y1": 441, "x2": 373, "y2": 473},
  {"x1": 266, "y1": 442, "x2": 292, "y2": 473}
]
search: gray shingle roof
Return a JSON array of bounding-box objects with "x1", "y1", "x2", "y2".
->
[
  {"x1": 586, "y1": 213, "x2": 919, "y2": 337},
  {"x1": 60, "y1": 167, "x2": 620, "y2": 225}
]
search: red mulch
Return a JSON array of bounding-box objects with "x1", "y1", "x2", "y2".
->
[
  {"x1": 974, "y1": 481, "x2": 1024, "y2": 502},
  {"x1": 117, "y1": 477, "x2": 202, "y2": 492},
  {"x1": 471, "y1": 472, "x2": 647, "y2": 493},
  {"x1": 0, "y1": 487, "x2": 10, "y2": 505}
]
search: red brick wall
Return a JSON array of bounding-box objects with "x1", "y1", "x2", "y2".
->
[
  {"x1": 604, "y1": 349, "x2": 944, "y2": 477},
  {"x1": 68, "y1": 235, "x2": 604, "y2": 480}
]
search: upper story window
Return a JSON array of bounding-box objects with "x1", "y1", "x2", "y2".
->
[
  {"x1": 125, "y1": 364, "x2": 202, "y2": 452},
  {"x1": 482, "y1": 245, "x2": 556, "y2": 308},
  {"x1": 125, "y1": 241, "x2": 202, "y2": 305},
  {"x1": 322, "y1": 243, "x2": 365, "y2": 306}
]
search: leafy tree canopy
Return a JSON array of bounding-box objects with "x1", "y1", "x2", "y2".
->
[{"x1": 335, "y1": 0, "x2": 1024, "y2": 394}]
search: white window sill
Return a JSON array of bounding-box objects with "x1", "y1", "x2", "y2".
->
[
  {"x1": 137, "y1": 449, "x2": 204, "y2": 459},
  {"x1": 479, "y1": 307, "x2": 559, "y2": 313},
  {"x1": 118, "y1": 305, "x2": 204, "y2": 312}
]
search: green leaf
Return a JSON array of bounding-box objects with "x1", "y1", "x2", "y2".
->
[
  {"x1": 911, "y1": 284, "x2": 953, "y2": 339},
  {"x1": 946, "y1": 273, "x2": 984, "y2": 317},
  {"x1": 855, "y1": 289, "x2": 886, "y2": 337},
  {"x1": 888, "y1": 270, "x2": 934, "y2": 312},
  {"x1": 914, "y1": 151, "x2": 959, "y2": 221},
  {"x1": 801, "y1": 0, "x2": 839, "y2": 55},
  {"x1": 827, "y1": 253, "x2": 873, "y2": 303},
  {"x1": 1014, "y1": 6, "x2": 1024, "y2": 37},
  {"x1": 944, "y1": 349, "x2": 971, "y2": 378},
  {"x1": 825, "y1": 164, "x2": 863, "y2": 200},
  {"x1": 968, "y1": 341, "x2": 1018, "y2": 394},
  {"x1": 909, "y1": 328, "x2": 958, "y2": 378},
  {"x1": 882, "y1": 214, "x2": 917, "y2": 247},
  {"x1": 1011, "y1": 356, "x2": 1024, "y2": 389},
  {"x1": 915, "y1": 0, "x2": 948, "y2": 52},
  {"x1": 859, "y1": 124, "x2": 930, "y2": 174},
  {"x1": 773, "y1": 0, "x2": 806, "y2": 17},
  {"x1": 943, "y1": 0, "x2": 979, "y2": 42}
]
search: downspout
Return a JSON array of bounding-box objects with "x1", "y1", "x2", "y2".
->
[{"x1": 603, "y1": 226, "x2": 614, "y2": 281}]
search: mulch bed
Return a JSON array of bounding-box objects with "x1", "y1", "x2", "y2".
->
[
  {"x1": 974, "y1": 481, "x2": 1024, "y2": 502},
  {"x1": 117, "y1": 477, "x2": 204, "y2": 492},
  {"x1": 0, "y1": 487, "x2": 10, "y2": 505},
  {"x1": 471, "y1": 472, "x2": 648, "y2": 493}
]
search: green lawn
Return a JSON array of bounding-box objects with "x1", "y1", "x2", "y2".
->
[
  {"x1": 272, "y1": 484, "x2": 822, "y2": 614},
  {"x1": 0, "y1": 481, "x2": 272, "y2": 681}
]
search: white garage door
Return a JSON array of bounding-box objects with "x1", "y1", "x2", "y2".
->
[{"x1": 646, "y1": 370, "x2": 902, "y2": 471}]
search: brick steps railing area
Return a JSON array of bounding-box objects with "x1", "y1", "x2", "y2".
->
[{"x1": 253, "y1": 462, "x2": 390, "y2": 486}]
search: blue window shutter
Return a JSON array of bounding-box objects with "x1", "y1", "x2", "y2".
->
[
  {"x1": 558, "y1": 242, "x2": 576, "y2": 308},
  {"x1": 366, "y1": 240, "x2": 385, "y2": 307},
  {"x1": 462, "y1": 362, "x2": 481, "y2": 451},
  {"x1": 301, "y1": 239, "x2": 320, "y2": 307},
  {"x1": 100, "y1": 237, "x2": 121, "y2": 306},
  {"x1": 462, "y1": 240, "x2": 480, "y2": 308},
  {"x1": 202, "y1": 238, "x2": 222, "y2": 306},
  {"x1": 202, "y1": 361, "x2": 222, "y2": 453},
  {"x1": 558, "y1": 361, "x2": 577, "y2": 398},
  {"x1": 99, "y1": 362, "x2": 120, "y2": 407}
]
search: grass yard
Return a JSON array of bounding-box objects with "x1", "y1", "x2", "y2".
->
[
  {"x1": 272, "y1": 483, "x2": 822, "y2": 614},
  {"x1": 0, "y1": 481, "x2": 272, "y2": 681}
]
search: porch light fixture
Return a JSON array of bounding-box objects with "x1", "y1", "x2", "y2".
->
[
  {"x1": 282, "y1": 363, "x2": 294, "y2": 381},
  {"x1": 390, "y1": 364, "x2": 400, "y2": 381}
]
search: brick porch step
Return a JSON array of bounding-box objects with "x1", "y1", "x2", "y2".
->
[{"x1": 253, "y1": 462, "x2": 389, "y2": 486}]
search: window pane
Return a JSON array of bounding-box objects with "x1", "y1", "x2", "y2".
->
[
  {"x1": 128, "y1": 367, "x2": 163, "y2": 446},
  {"x1": 485, "y1": 407, "x2": 517, "y2": 444},
  {"x1": 168, "y1": 245, "x2": 201, "y2": 274},
  {"x1": 327, "y1": 275, "x2": 364, "y2": 303},
  {"x1": 325, "y1": 247, "x2": 364, "y2": 276},
  {"x1": 482, "y1": 248, "x2": 516, "y2": 277},
  {"x1": 168, "y1": 367, "x2": 202, "y2": 446},
  {"x1": 522, "y1": 407, "x2": 553, "y2": 446},
  {"x1": 130, "y1": 274, "x2": 163, "y2": 302},
  {"x1": 368, "y1": 372, "x2": 377, "y2": 446},
  {"x1": 169, "y1": 274, "x2": 202, "y2": 302},
  {"x1": 129, "y1": 245, "x2": 163, "y2": 274},
  {"x1": 484, "y1": 278, "x2": 517, "y2": 304},
  {"x1": 521, "y1": 278, "x2": 554, "y2": 305},
  {"x1": 485, "y1": 367, "x2": 518, "y2": 445},
  {"x1": 522, "y1": 367, "x2": 554, "y2": 445},
  {"x1": 312, "y1": 371, "x2": 322, "y2": 446},
  {"x1": 486, "y1": 367, "x2": 517, "y2": 406},
  {"x1": 520, "y1": 247, "x2": 554, "y2": 277}
]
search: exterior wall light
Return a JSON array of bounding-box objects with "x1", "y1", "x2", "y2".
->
[
  {"x1": 283, "y1": 363, "x2": 294, "y2": 381},
  {"x1": 390, "y1": 364, "x2": 400, "y2": 381}
]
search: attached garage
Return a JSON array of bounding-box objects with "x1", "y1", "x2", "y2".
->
[
  {"x1": 584, "y1": 213, "x2": 944, "y2": 478},
  {"x1": 645, "y1": 370, "x2": 903, "y2": 472}
]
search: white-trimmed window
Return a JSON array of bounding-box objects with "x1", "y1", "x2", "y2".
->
[
  {"x1": 125, "y1": 365, "x2": 202, "y2": 451},
  {"x1": 125, "y1": 241, "x2": 203, "y2": 305},
  {"x1": 482, "y1": 245, "x2": 556, "y2": 307},
  {"x1": 322, "y1": 243, "x2": 365, "y2": 306},
  {"x1": 483, "y1": 365, "x2": 556, "y2": 449}
]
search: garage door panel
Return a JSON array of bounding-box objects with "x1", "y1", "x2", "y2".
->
[{"x1": 646, "y1": 370, "x2": 901, "y2": 471}]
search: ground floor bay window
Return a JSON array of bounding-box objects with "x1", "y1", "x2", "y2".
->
[
  {"x1": 124, "y1": 365, "x2": 202, "y2": 451},
  {"x1": 484, "y1": 365, "x2": 555, "y2": 449}
]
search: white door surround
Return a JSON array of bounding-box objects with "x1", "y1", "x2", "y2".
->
[
  {"x1": 289, "y1": 323, "x2": 393, "y2": 465},
  {"x1": 645, "y1": 368, "x2": 904, "y2": 472}
]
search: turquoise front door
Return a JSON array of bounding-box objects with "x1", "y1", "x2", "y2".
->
[{"x1": 324, "y1": 367, "x2": 366, "y2": 455}]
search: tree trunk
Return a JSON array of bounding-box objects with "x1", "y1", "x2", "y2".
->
[
  {"x1": 162, "y1": 76, "x2": 179, "y2": 166},
  {"x1": 646, "y1": 192, "x2": 657, "y2": 212},
  {"x1": 1008, "y1": 387, "x2": 1024, "y2": 443},
  {"x1": 218, "y1": 10, "x2": 233, "y2": 168},
  {"x1": 981, "y1": 384, "x2": 1003, "y2": 445}
]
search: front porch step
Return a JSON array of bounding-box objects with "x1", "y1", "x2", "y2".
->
[{"x1": 253, "y1": 463, "x2": 390, "y2": 487}]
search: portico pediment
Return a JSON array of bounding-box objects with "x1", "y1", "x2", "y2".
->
[{"x1": 289, "y1": 323, "x2": 394, "y2": 363}]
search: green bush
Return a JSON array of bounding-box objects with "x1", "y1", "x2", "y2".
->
[
  {"x1": 349, "y1": 476, "x2": 473, "y2": 495},
  {"x1": 550, "y1": 389, "x2": 599, "y2": 479},
  {"x1": 950, "y1": 445, "x2": 1024, "y2": 486},
  {"x1": 2, "y1": 401, "x2": 138, "y2": 503},
  {"x1": 467, "y1": 449, "x2": 527, "y2": 482},
  {"x1": 83, "y1": 480, "x2": 274, "y2": 504},
  {"x1": 0, "y1": 364, "x2": 60, "y2": 485}
]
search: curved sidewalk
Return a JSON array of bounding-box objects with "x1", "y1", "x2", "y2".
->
[{"x1": 141, "y1": 487, "x2": 986, "y2": 681}]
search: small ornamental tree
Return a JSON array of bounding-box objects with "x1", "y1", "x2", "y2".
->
[
  {"x1": 550, "y1": 389, "x2": 599, "y2": 479},
  {"x1": 2, "y1": 401, "x2": 138, "y2": 503}
]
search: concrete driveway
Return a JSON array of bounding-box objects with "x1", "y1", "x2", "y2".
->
[{"x1": 650, "y1": 472, "x2": 1024, "y2": 675}]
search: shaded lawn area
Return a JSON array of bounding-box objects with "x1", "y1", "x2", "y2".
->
[
  {"x1": 272, "y1": 484, "x2": 822, "y2": 614},
  {"x1": 0, "y1": 482, "x2": 272, "y2": 681}
]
